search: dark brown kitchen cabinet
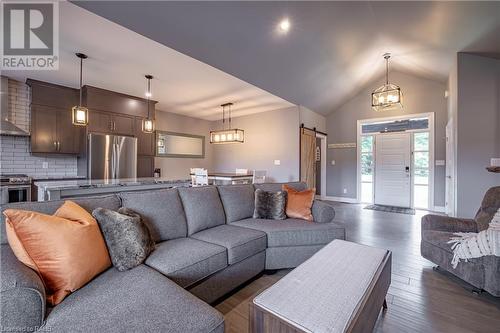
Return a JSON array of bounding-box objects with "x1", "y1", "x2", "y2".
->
[
  {"x1": 88, "y1": 111, "x2": 134, "y2": 136},
  {"x1": 88, "y1": 111, "x2": 112, "y2": 133},
  {"x1": 135, "y1": 117, "x2": 155, "y2": 156},
  {"x1": 137, "y1": 156, "x2": 154, "y2": 177},
  {"x1": 31, "y1": 105, "x2": 82, "y2": 154},
  {"x1": 112, "y1": 114, "x2": 135, "y2": 135}
]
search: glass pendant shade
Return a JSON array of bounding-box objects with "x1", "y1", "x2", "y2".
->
[
  {"x1": 371, "y1": 53, "x2": 403, "y2": 111},
  {"x1": 72, "y1": 53, "x2": 89, "y2": 126},
  {"x1": 210, "y1": 128, "x2": 244, "y2": 144},
  {"x1": 72, "y1": 106, "x2": 89, "y2": 126},
  {"x1": 210, "y1": 102, "x2": 244, "y2": 144},
  {"x1": 142, "y1": 118, "x2": 154, "y2": 133}
]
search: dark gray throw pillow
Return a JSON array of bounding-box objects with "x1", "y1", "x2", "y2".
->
[
  {"x1": 253, "y1": 188, "x2": 287, "y2": 220},
  {"x1": 92, "y1": 207, "x2": 155, "y2": 272}
]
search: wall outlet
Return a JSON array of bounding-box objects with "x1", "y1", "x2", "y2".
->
[
  {"x1": 331, "y1": 160, "x2": 336, "y2": 165},
  {"x1": 42, "y1": 162, "x2": 48, "y2": 169},
  {"x1": 343, "y1": 188, "x2": 347, "y2": 194},
  {"x1": 274, "y1": 160, "x2": 281, "y2": 166}
]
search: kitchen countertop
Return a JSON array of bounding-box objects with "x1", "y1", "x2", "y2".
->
[{"x1": 34, "y1": 177, "x2": 191, "y2": 191}]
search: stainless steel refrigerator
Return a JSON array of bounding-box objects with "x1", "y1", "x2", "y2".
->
[{"x1": 88, "y1": 133, "x2": 137, "y2": 180}]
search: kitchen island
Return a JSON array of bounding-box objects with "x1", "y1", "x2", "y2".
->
[{"x1": 35, "y1": 177, "x2": 191, "y2": 201}]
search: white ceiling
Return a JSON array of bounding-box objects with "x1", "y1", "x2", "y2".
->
[
  {"x1": 74, "y1": 1, "x2": 500, "y2": 115},
  {"x1": 3, "y1": 2, "x2": 294, "y2": 121}
]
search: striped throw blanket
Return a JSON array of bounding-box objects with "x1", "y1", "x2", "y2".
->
[{"x1": 447, "y1": 209, "x2": 500, "y2": 268}]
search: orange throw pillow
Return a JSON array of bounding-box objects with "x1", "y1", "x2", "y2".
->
[
  {"x1": 4, "y1": 200, "x2": 111, "y2": 306},
  {"x1": 282, "y1": 185, "x2": 316, "y2": 221}
]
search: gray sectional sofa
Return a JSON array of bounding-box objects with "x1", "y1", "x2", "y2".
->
[{"x1": 0, "y1": 182, "x2": 345, "y2": 332}]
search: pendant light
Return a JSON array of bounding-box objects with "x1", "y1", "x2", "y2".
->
[
  {"x1": 71, "y1": 53, "x2": 89, "y2": 126},
  {"x1": 142, "y1": 75, "x2": 154, "y2": 133},
  {"x1": 210, "y1": 102, "x2": 244, "y2": 144},
  {"x1": 371, "y1": 53, "x2": 403, "y2": 111}
]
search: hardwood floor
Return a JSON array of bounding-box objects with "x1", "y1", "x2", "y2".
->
[{"x1": 215, "y1": 202, "x2": 500, "y2": 333}]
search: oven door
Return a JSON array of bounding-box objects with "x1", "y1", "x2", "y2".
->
[{"x1": 0, "y1": 185, "x2": 31, "y2": 204}]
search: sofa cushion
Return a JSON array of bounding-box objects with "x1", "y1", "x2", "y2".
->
[
  {"x1": 119, "y1": 189, "x2": 187, "y2": 242},
  {"x1": 191, "y1": 225, "x2": 267, "y2": 265},
  {"x1": 145, "y1": 238, "x2": 227, "y2": 288},
  {"x1": 217, "y1": 185, "x2": 255, "y2": 223},
  {"x1": 231, "y1": 218, "x2": 345, "y2": 247},
  {"x1": 1, "y1": 195, "x2": 121, "y2": 245},
  {"x1": 178, "y1": 187, "x2": 226, "y2": 235},
  {"x1": 44, "y1": 265, "x2": 224, "y2": 333},
  {"x1": 254, "y1": 182, "x2": 307, "y2": 193}
]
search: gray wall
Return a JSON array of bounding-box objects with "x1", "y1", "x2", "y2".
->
[
  {"x1": 212, "y1": 106, "x2": 300, "y2": 182},
  {"x1": 326, "y1": 71, "x2": 447, "y2": 207},
  {"x1": 154, "y1": 111, "x2": 214, "y2": 180},
  {"x1": 455, "y1": 53, "x2": 500, "y2": 217}
]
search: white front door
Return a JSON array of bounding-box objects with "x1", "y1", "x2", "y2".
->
[
  {"x1": 445, "y1": 119, "x2": 455, "y2": 216},
  {"x1": 374, "y1": 133, "x2": 411, "y2": 207}
]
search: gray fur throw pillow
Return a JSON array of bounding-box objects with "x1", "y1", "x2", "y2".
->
[
  {"x1": 92, "y1": 207, "x2": 155, "y2": 272},
  {"x1": 253, "y1": 188, "x2": 287, "y2": 220}
]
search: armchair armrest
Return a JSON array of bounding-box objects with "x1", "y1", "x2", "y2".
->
[
  {"x1": 421, "y1": 214, "x2": 478, "y2": 233},
  {"x1": 1, "y1": 245, "x2": 46, "y2": 331},
  {"x1": 312, "y1": 200, "x2": 336, "y2": 223}
]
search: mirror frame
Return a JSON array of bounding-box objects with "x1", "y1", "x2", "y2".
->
[{"x1": 156, "y1": 130, "x2": 205, "y2": 158}]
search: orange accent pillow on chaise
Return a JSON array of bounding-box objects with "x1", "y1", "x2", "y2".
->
[
  {"x1": 3, "y1": 200, "x2": 111, "y2": 305},
  {"x1": 282, "y1": 184, "x2": 316, "y2": 221}
]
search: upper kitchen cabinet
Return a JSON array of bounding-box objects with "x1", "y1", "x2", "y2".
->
[
  {"x1": 83, "y1": 86, "x2": 156, "y2": 118},
  {"x1": 28, "y1": 80, "x2": 83, "y2": 154},
  {"x1": 88, "y1": 111, "x2": 135, "y2": 135}
]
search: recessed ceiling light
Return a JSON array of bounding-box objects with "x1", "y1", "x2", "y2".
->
[{"x1": 278, "y1": 18, "x2": 290, "y2": 33}]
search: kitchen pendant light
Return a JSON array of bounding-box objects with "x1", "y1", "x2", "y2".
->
[
  {"x1": 371, "y1": 53, "x2": 403, "y2": 111},
  {"x1": 142, "y1": 75, "x2": 154, "y2": 133},
  {"x1": 210, "y1": 103, "x2": 244, "y2": 144},
  {"x1": 71, "y1": 53, "x2": 89, "y2": 126}
]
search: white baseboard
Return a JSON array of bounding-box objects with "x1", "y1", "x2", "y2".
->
[
  {"x1": 321, "y1": 196, "x2": 358, "y2": 204},
  {"x1": 432, "y1": 206, "x2": 446, "y2": 213}
]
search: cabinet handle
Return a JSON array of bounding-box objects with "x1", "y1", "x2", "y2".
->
[
  {"x1": 113, "y1": 121, "x2": 116, "y2": 131},
  {"x1": 57, "y1": 141, "x2": 60, "y2": 151},
  {"x1": 53, "y1": 141, "x2": 57, "y2": 151}
]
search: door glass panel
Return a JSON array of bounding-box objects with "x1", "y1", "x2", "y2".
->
[
  {"x1": 361, "y1": 136, "x2": 373, "y2": 153},
  {"x1": 414, "y1": 185, "x2": 429, "y2": 209},
  {"x1": 361, "y1": 182, "x2": 373, "y2": 203},
  {"x1": 414, "y1": 132, "x2": 429, "y2": 151},
  {"x1": 361, "y1": 153, "x2": 373, "y2": 182},
  {"x1": 414, "y1": 152, "x2": 429, "y2": 169},
  {"x1": 414, "y1": 169, "x2": 429, "y2": 185}
]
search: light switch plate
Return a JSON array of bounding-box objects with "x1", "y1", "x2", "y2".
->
[
  {"x1": 435, "y1": 160, "x2": 445, "y2": 166},
  {"x1": 274, "y1": 160, "x2": 281, "y2": 166},
  {"x1": 491, "y1": 158, "x2": 500, "y2": 167},
  {"x1": 331, "y1": 160, "x2": 336, "y2": 165},
  {"x1": 42, "y1": 162, "x2": 48, "y2": 169}
]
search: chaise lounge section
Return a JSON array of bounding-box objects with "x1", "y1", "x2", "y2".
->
[{"x1": 0, "y1": 182, "x2": 345, "y2": 332}]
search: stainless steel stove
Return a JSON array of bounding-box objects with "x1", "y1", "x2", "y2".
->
[{"x1": 1, "y1": 174, "x2": 32, "y2": 204}]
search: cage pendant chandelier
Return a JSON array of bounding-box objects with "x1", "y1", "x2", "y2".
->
[
  {"x1": 210, "y1": 103, "x2": 244, "y2": 144},
  {"x1": 71, "y1": 53, "x2": 89, "y2": 126},
  {"x1": 372, "y1": 53, "x2": 403, "y2": 111}
]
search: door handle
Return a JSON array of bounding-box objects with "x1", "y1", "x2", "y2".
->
[{"x1": 405, "y1": 166, "x2": 410, "y2": 172}]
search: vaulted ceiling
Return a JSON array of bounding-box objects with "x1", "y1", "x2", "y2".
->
[{"x1": 74, "y1": 1, "x2": 500, "y2": 115}]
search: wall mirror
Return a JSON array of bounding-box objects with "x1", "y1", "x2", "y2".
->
[{"x1": 156, "y1": 131, "x2": 205, "y2": 158}]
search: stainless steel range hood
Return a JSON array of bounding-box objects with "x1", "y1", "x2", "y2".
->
[{"x1": 1, "y1": 76, "x2": 29, "y2": 136}]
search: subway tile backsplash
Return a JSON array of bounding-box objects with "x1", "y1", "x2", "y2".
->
[
  {"x1": 0, "y1": 78, "x2": 78, "y2": 178},
  {"x1": 0, "y1": 136, "x2": 78, "y2": 178}
]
